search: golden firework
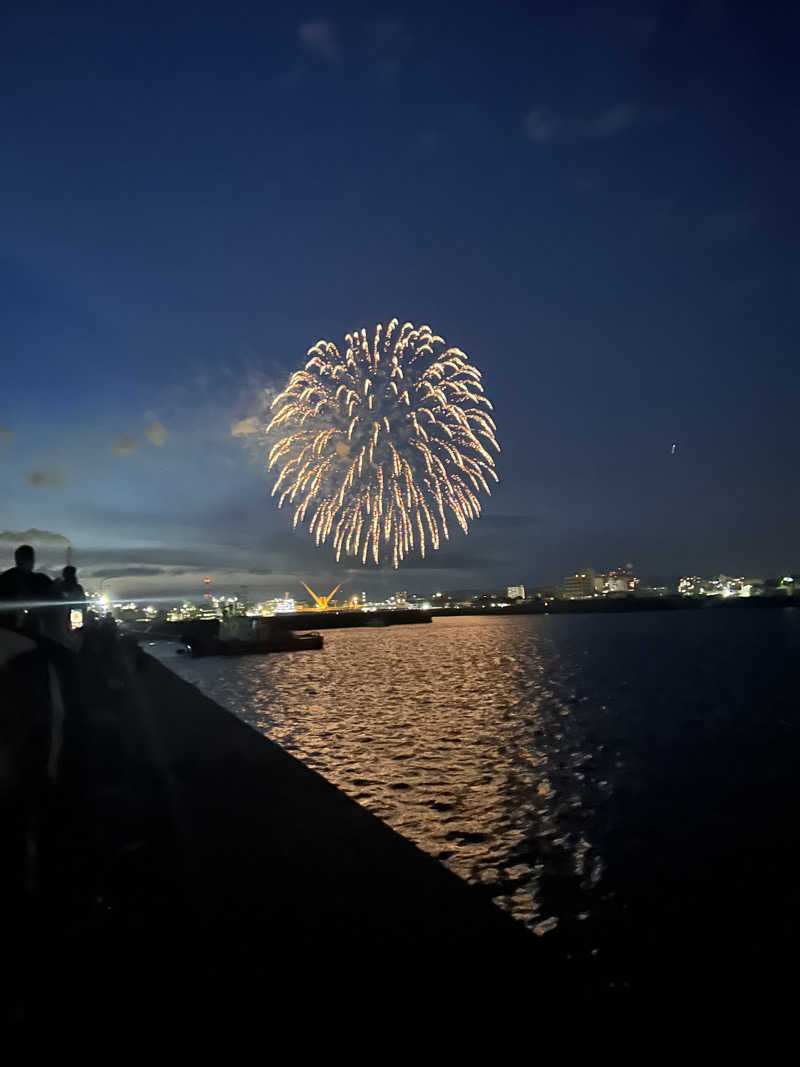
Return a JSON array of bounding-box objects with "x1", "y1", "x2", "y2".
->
[{"x1": 268, "y1": 319, "x2": 500, "y2": 568}]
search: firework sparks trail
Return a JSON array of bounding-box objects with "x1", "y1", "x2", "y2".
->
[{"x1": 267, "y1": 320, "x2": 500, "y2": 568}]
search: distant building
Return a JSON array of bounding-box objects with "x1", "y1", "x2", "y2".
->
[
  {"x1": 271, "y1": 595, "x2": 295, "y2": 613},
  {"x1": 532, "y1": 585, "x2": 560, "y2": 600},
  {"x1": 472, "y1": 592, "x2": 502, "y2": 607},
  {"x1": 763, "y1": 575, "x2": 797, "y2": 597},
  {"x1": 167, "y1": 601, "x2": 201, "y2": 622},
  {"x1": 679, "y1": 574, "x2": 763, "y2": 598},
  {"x1": 507, "y1": 584, "x2": 525, "y2": 601},
  {"x1": 678, "y1": 576, "x2": 704, "y2": 596},
  {"x1": 562, "y1": 569, "x2": 596, "y2": 599},
  {"x1": 394, "y1": 590, "x2": 408, "y2": 606},
  {"x1": 604, "y1": 567, "x2": 639, "y2": 594}
]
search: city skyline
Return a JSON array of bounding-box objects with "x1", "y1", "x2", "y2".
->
[
  {"x1": 6, "y1": 528, "x2": 792, "y2": 604},
  {"x1": 2, "y1": 4, "x2": 797, "y2": 596},
  {"x1": 84, "y1": 566, "x2": 799, "y2": 626}
]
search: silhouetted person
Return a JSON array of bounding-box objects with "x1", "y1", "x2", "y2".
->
[
  {"x1": 0, "y1": 547, "x2": 61, "y2": 908},
  {"x1": 53, "y1": 565, "x2": 86, "y2": 640},
  {"x1": 0, "y1": 545, "x2": 79, "y2": 767},
  {"x1": 0, "y1": 544, "x2": 56, "y2": 636}
]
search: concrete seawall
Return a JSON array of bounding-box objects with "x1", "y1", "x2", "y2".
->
[
  {"x1": 131, "y1": 651, "x2": 535, "y2": 959},
  {"x1": 8, "y1": 637, "x2": 581, "y2": 1028}
]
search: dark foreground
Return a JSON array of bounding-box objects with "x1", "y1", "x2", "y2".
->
[
  {"x1": 4, "y1": 632, "x2": 564, "y2": 1030},
  {"x1": 4, "y1": 611, "x2": 799, "y2": 1027}
]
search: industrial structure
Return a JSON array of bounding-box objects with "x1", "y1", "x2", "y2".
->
[{"x1": 300, "y1": 582, "x2": 342, "y2": 611}]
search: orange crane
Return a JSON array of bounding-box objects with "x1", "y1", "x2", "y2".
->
[{"x1": 300, "y1": 582, "x2": 342, "y2": 610}]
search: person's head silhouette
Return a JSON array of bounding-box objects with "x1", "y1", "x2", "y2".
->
[
  {"x1": 62, "y1": 565, "x2": 77, "y2": 583},
  {"x1": 14, "y1": 544, "x2": 34, "y2": 573}
]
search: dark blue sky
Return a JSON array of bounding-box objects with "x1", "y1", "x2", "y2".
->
[{"x1": 1, "y1": 1, "x2": 798, "y2": 597}]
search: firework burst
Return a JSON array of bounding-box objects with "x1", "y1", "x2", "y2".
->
[{"x1": 267, "y1": 319, "x2": 500, "y2": 568}]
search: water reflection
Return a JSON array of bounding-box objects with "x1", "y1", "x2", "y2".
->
[{"x1": 157, "y1": 616, "x2": 613, "y2": 933}]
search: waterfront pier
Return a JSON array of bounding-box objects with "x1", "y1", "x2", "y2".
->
[{"x1": 2, "y1": 629, "x2": 562, "y2": 1028}]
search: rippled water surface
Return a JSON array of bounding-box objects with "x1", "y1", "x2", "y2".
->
[{"x1": 151, "y1": 609, "x2": 800, "y2": 980}]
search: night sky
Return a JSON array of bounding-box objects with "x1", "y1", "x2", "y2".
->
[{"x1": 1, "y1": 1, "x2": 798, "y2": 599}]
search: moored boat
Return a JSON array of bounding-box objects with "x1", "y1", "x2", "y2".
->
[{"x1": 183, "y1": 630, "x2": 323, "y2": 658}]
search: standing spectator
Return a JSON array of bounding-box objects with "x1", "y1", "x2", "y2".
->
[
  {"x1": 53, "y1": 565, "x2": 87, "y2": 639},
  {"x1": 0, "y1": 544, "x2": 55, "y2": 636}
]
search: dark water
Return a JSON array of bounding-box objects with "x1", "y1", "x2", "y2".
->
[{"x1": 152, "y1": 610, "x2": 800, "y2": 989}]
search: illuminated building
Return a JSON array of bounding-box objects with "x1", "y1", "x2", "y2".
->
[
  {"x1": 678, "y1": 576, "x2": 704, "y2": 596},
  {"x1": 562, "y1": 569, "x2": 596, "y2": 599},
  {"x1": 507, "y1": 585, "x2": 525, "y2": 600},
  {"x1": 251, "y1": 595, "x2": 297, "y2": 616},
  {"x1": 679, "y1": 574, "x2": 762, "y2": 598},
  {"x1": 605, "y1": 568, "x2": 640, "y2": 594}
]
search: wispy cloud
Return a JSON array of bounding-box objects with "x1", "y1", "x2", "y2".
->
[
  {"x1": 88, "y1": 565, "x2": 169, "y2": 579},
  {"x1": 0, "y1": 427, "x2": 12, "y2": 446},
  {"x1": 478, "y1": 514, "x2": 542, "y2": 531},
  {"x1": 144, "y1": 420, "x2": 167, "y2": 446},
  {"x1": 0, "y1": 528, "x2": 71, "y2": 547},
  {"x1": 525, "y1": 101, "x2": 662, "y2": 144},
  {"x1": 524, "y1": 110, "x2": 561, "y2": 144},
  {"x1": 292, "y1": 17, "x2": 411, "y2": 86},
  {"x1": 583, "y1": 102, "x2": 640, "y2": 139},
  {"x1": 230, "y1": 416, "x2": 261, "y2": 437},
  {"x1": 26, "y1": 468, "x2": 68, "y2": 489},
  {"x1": 367, "y1": 16, "x2": 411, "y2": 82},
  {"x1": 299, "y1": 19, "x2": 339, "y2": 62},
  {"x1": 113, "y1": 435, "x2": 138, "y2": 454}
]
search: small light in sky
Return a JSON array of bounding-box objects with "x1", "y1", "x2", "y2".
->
[{"x1": 671, "y1": 443, "x2": 677, "y2": 455}]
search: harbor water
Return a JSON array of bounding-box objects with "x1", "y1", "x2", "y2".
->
[{"x1": 151, "y1": 610, "x2": 800, "y2": 988}]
